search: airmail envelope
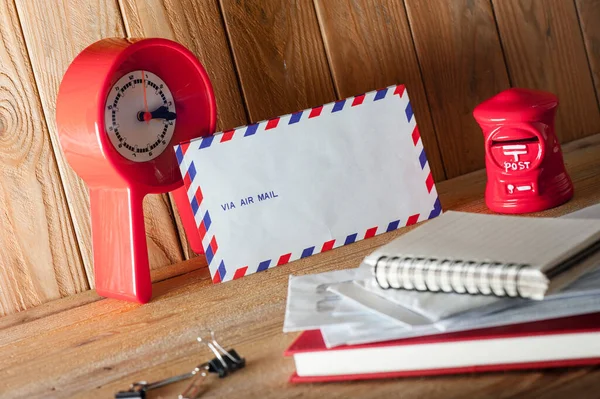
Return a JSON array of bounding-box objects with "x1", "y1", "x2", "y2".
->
[{"x1": 175, "y1": 84, "x2": 442, "y2": 283}]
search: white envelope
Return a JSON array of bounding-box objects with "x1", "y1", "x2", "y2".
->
[{"x1": 175, "y1": 84, "x2": 441, "y2": 283}]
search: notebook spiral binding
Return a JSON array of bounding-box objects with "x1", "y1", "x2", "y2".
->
[{"x1": 372, "y1": 256, "x2": 531, "y2": 298}]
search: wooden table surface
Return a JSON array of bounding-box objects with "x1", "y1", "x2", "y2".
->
[{"x1": 1, "y1": 134, "x2": 599, "y2": 399}]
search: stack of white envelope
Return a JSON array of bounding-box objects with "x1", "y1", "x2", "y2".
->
[{"x1": 283, "y1": 204, "x2": 600, "y2": 348}]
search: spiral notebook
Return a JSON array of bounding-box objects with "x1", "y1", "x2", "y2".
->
[{"x1": 365, "y1": 211, "x2": 600, "y2": 300}]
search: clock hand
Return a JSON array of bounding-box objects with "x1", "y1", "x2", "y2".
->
[
  {"x1": 150, "y1": 106, "x2": 177, "y2": 121},
  {"x1": 137, "y1": 106, "x2": 177, "y2": 122},
  {"x1": 141, "y1": 70, "x2": 150, "y2": 124}
]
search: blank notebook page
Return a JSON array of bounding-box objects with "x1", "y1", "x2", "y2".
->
[{"x1": 365, "y1": 211, "x2": 600, "y2": 271}]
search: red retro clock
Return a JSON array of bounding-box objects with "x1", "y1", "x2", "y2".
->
[{"x1": 56, "y1": 38, "x2": 216, "y2": 303}]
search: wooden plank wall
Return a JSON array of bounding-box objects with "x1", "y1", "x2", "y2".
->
[{"x1": 1, "y1": 0, "x2": 599, "y2": 315}]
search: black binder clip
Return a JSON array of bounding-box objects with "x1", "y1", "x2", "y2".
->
[
  {"x1": 115, "y1": 330, "x2": 245, "y2": 399},
  {"x1": 201, "y1": 330, "x2": 245, "y2": 377},
  {"x1": 179, "y1": 330, "x2": 245, "y2": 399}
]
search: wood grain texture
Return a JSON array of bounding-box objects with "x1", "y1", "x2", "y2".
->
[
  {"x1": 0, "y1": 133, "x2": 599, "y2": 398},
  {"x1": 313, "y1": 0, "x2": 445, "y2": 181},
  {"x1": 405, "y1": 0, "x2": 511, "y2": 178},
  {"x1": 118, "y1": 0, "x2": 248, "y2": 259},
  {"x1": 0, "y1": 0, "x2": 88, "y2": 316},
  {"x1": 576, "y1": 0, "x2": 600, "y2": 111},
  {"x1": 0, "y1": 243, "x2": 205, "y2": 330},
  {"x1": 143, "y1": 195, "x2": 185, "y2": 272},
  {"x1": 492, "y1": 0, "x2": 600, "y2": 143},
  {"x1": 219, "y1": 0, "x2": 336, "y2": 122},
  {"x1": 169, "y1": 196, "x2": 197, "y2": 260},
  {"x1": 14, "y1": 0, "x2": 184, "y2": 284}
]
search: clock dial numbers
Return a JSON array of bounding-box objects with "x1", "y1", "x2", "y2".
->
[{"x1": 104, "y1": 70, "x2": 176, "y2": 162}]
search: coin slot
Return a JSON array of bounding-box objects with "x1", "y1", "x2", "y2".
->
[{"x1": 491, "y1": 136, "x2": 539, "y2": 146}]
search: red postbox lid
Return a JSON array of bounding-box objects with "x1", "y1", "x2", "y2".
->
[{"x1": 473, "y1": 88, "x2": 558, "y2": 123}]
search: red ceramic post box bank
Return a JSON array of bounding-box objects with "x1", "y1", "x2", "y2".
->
[
  {"x1": 56, "y1": 38, "x2": 216, "y2": 303},
  {"x1": 473, "y1": 88, "x2": 573, "y2": 214}
]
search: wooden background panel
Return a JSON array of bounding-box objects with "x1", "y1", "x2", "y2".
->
[
  {"x1": 219, "y1": 0, "x2": 336, "y2": 122},
  {"x1": 313, "y1": 0, "x2": 445, "y2": 181},
  {"x1": 576, "y1": 0, "x2": 600, "y2": 110},
  {"x1": 2, "y1": 0, "x2": 600, "y2": 316},
  {"x1": 119, "y1": 0, "x2": 248, "y2": 259},
  {"x1": 0, "y1": 0, "x2": 88, "y2": 316},
  {"x1": 405, "y1": 0, "x2": 511, "y2": 179},
  {"x1": 492, "y1": 0, "x2": 600, "y2": 143},
  {"x1": 14, "y1": 0, "x2": 185, "y2": 284}
]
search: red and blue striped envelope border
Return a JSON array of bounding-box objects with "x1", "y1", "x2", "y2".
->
[{"x1": 175, "y1": 84, "x2": 442, "y2": 284}]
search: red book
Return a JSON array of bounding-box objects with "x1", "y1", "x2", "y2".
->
[{"x1": 284, "y1": 313, "x2": 600, "y2": 383}]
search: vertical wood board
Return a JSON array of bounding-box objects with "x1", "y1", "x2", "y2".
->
[
  {"x1": 575, "y1": 0, "x2": 600, "y2": 113},
  {"x1": 314, "y1": 0, "x2": 445, "y2": 181},
  {"x1": 0, "y1": 0, "x2": 88, "y2": 316},
  {"x1": 492, "y1": 0, "x2": 600, "y2": 143},
  {"x1": 405, "y1": 0, "x2": 511, "y2": 178},
  {"x1": 219, "y1": 0, "x2": 336, "y2": 122}
]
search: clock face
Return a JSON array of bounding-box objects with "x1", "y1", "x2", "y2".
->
[{"x1": 104, "y1": 70, "x2": 176, "y2": 162}]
